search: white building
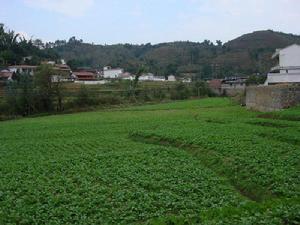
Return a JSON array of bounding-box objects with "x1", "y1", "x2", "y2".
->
[
  {"x1": 139, "y1": 73, "x2": 155, "y2": 81},
  {"x1": 182, "y1": 78, "x2": 192, "y2": 83},
  {"x1": 153, "y1": 76, "x2": 165, "y2": 81},
  {"x1": 103, "y1": 66, "x2": 124, "y2": 79},
  {"x1": 138, "y1": 73, "x2": 166, "y2": 82},
  {"x1": 167, "y1": 75, "x2": 176, "y2": 82},
  {"x1": 265, "y1": 44, "x2": 300, "y2": 85},
  {"x1": 75, "y1": 80, "x2": 109, "y2": 85},
  {"x1": 8, "y1": 65, "x2": 37, "y2": 75},
  {"x1": 119, "y1": 72, "x2": 134, "y2": 80}
]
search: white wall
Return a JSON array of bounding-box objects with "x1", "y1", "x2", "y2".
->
[
  {"x1": 103, "y1": 69, "x2": 123, "y2": 79},
  {"x1": 75, "y1": 80, "x2": 109, "y2": 85},
  {"x1": 266, "y1": 73, "x2": 300, "y2": 84},
  {"x1": 168, "y1": 75, "x2": 176, "y2": 81},
  {"x1": 280, "y1": 45, "x2": 300, "y2": 68},
  {"x1": 280, "y1": 69, "x2": 300, "y2": 74},
  {"x1": 139, "y1": 74, "x2": 154, "y2": 81},
  {"x1": 9, "y1": 67, "x2": 35, "y2": 75},
  {"x1": 266, "y1": 45, "x2": 300, "y2": 85}
]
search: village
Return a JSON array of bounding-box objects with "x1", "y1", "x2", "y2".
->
[
  {"x1": 1, "y1": 44, "x2": 300, "y2": 112},
  {"x1": 0, "y1": 62, "x2": 182, "y2": 85},
  {"x1": 1, "y1": 1, "x2": 300, "y2": 224}
]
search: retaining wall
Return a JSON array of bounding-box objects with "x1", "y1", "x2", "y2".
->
[{"x1": 246, "y1": 85, "x2": 300, "y2": 112}]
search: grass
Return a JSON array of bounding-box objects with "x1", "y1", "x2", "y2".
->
[{"x1": 0, "y1": 98, "x2": 299, "y2": 224}]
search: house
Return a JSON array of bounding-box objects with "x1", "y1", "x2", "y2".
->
[
  {"x1": 208, "y1": 79, "x2": 222, "y2": 95},
  {"x1": 0, "y1": 70, "x2": 14, "y2": 83},
  {"x1": 119, "y1": 72, "x2": 134, "y2": 80},
  {"x1": 220, "y1": 76, "x2": 247, "y2": 97},
  {"x1": 182, "y1": 78, "x2": 192, "y2": 83},
  {"x1": 73, "y1": 71, "x2": 97, "y2": 81},
  {"x1": 54, "y1": 64, "x2": 71, "y2": 73},
  {"x1": 75, "y1": 80, "x2": 109, "y2": 85},
  {"x1": 221, "y1": 76, "x2": 247, "y2": 89},
  {"x1": 139, "y1": 73, "x2": 155, "y2": 81},
  {"x1": 167, "y1": 75, "x2": 176, "y2": 82},
  {"x1": 265, "y1": 44, "x2": 300, "y2": 85},
  {"x1": 103, "y1": 66, "x2": 124, "y2": 79},
  {"x1": 51, "y1": 64, "x2": 72, "y2": 82},
  {"x1": 209, "y1": 79, "x2": 222, "y2": 89},
  {"x1": 153, "y1": 76, "x2": 165, "y2": 82},
  {"x1": 44, "y1": 61, "x2": 56, "y2": 65},
  {"x1": 138, "y1": 73, "x2": 167, "y2": 82},
  {"x1": 8, "y1": 65, "x2": 37, "y2": 75}
]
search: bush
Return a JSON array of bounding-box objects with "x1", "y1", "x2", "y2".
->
[
  {"x1": 246, "y1": 75, "x2": 267, "y2": 86},
  {"x1": 152, "y1": 88, "x2": 166, "y2": 100},
  {"x1": 74, "y1": 85, "x2": 97, "y2": 107},
  {"x1": 4, "y1": 74, "x2": 37, "y2": 116},
  {"x1": 98, "y1": 96, "x2": 123, "y2": 105},
  {"x1": 170, "y1": 83, "x2": 191, "y2": 100},
  {"x1": 0, "y1": 99, "x2": 8, "y2": 115},
  {"x1": 137, "y1": 90, "x2": 152, "y2": 102},
  {"x1": 193, "y1": 81, "x2": 211, "y2": 97}
]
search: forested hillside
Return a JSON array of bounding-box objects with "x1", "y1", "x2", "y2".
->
[
  {"x1": 1, "y1": 22, "x2": 300, "y2": 79},
  {"x1": 54, "y1": 30, "x2": 300, "y2": 78}
]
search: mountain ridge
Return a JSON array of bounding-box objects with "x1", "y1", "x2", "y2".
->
[{"x1": 53, "y1": 29, "x2": 300, "y2": 78}]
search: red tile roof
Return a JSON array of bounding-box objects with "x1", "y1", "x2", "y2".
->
[{"x1": 73, "y1": 71, "x2": 96, "y2": 81}]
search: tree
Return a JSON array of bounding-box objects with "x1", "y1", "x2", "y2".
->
[
  {"x1": 133, "y1": 66, "x2": 147, "y2": 88},
  {"x1": 34, "y1": 64, "x2": 55, "y2": 111},
  {"x1": 33, "y1": 39, "x2": 45, "y2": 49},
  {"x1": 0, "y1": 23, "x2": 59, "y2": 66},
  {"x1": 216, "y1": 40, "x2": 223, "y2": 47},
  {"x1": 5, "y1": 73, "x2": 36, "y2": 116},
  {"x1": 75, "y1": 85, "x2": 94, "y2": 107},
  {"x1": 203, "y1": 39, "x2": 212, "y2": 47},
  {"x1": 52, "y1": 76, "x2": 65, "y2": 112},
  {"x1": 193, "y1": 81, "x2": 211, "y2": 97},
  {"x1": 67, "y1": 59, "x2": 85, "y2": 70},
  {"x1": 171, "y1": 83, "x2": 190, "y2": 100}
]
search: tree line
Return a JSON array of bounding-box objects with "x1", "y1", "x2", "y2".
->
[
  {"x1": 0, "y1": 23, "x2": 59, "y2": 67},
  {"x1": 0, "y1": 64, "x2": 215, "y2": 119}
]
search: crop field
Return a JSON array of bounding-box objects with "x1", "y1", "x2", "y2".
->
[{"x1": 0, "y1": 98, "x2": 299, "y2": 224}]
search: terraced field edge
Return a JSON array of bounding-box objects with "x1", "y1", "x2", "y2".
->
[{"x1": 129, "y1": 132, "x2": 275, "y2": 202}]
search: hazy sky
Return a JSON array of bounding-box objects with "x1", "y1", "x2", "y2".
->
[{"x1": 1, "y1": 0, "x2": 300, "y2": 44}]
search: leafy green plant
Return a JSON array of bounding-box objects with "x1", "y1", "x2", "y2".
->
[{"x1": 0, "y1": 98, "x2": 299, "y2": 224}]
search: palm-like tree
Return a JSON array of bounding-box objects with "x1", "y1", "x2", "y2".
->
[
  {"x1": 5, "y1": 30, "x2": 20, "y2": 49},
  {"x1": 0, "y1": 24, "x2": 19, "y2": 50}
]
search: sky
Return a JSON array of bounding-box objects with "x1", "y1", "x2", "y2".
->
[{"x1": 1, "y1": 0, "x2": 300, "y2": 45}]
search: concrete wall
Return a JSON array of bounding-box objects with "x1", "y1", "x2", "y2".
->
[
  {"x1": 280, "y1": 45, "x2": 300, "y2": 68},
  {"x1": 246, "y1": 85, "x2": 300, "y2": 112},
  {"x1": 103, "y1": 69, "x2": 123, "y2": 79},
  {"x1": 266, "y1": 73, "x2": 300, "y2": 84}
]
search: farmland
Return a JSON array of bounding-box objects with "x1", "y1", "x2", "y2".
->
[{"x1": 0, "y1": 98, "x2": 299, "y2": 224}]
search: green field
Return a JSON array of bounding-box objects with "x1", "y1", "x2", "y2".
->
[{"x1": 0, "y1": 98, "x2": 299, "y2": 224}]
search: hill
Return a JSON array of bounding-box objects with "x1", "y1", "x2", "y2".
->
[
  {"x1": 53, "y1": 30, "x2": 300, "y2": 78},
  {"x1": 225, "y1": 30, "x2": 300, "y2": 50}
]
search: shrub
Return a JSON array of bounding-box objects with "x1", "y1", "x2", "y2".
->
[
  {"x1": 98, "y1": 96, "x2": 123, "y2": 105},
  {"x1": 170, "y1": 83, "x2": 191, "y2": 100},
  {"x1": 193, "y1": 81, "x2": 211, "y2": 97},
  {"x1": 152, "y1": 88, "x2": 166, "y2": 100},
  {"x1": 74, "y1": 85, "x2": 96, "y2": 107}
]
